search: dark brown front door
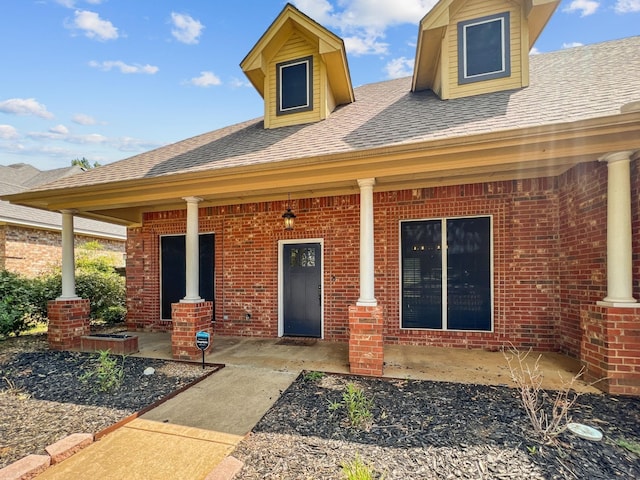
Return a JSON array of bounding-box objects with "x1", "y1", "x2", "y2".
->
[{"x1": 283, "y1": 243, "x2": 322, "y2": 337}]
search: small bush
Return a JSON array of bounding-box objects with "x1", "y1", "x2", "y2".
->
[
  {"x1": 79, "y1": 350, "x2": 125, "y2": 392},
  {"x1": 503, "y1": 345, "x2": 583, "y2": 444},
  {"x1": 329, "y1": 382, "x2": 374, "y2": 429},
  {"x1": 341, "y1": 454, "x2": 379, "y2": 480},
  {"x1": 0, "y1": 270, "x2": 37, "y2": 337},
  {"x1": 33, "y1": 242, "x2": 126, "y2": 325}
]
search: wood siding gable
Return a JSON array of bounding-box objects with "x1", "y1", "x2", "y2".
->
[
  {"x1": 412, "y1": 0, "x2": 560, "y2": 100},
  {"x1": 240, "y1": 3, "x2": 354, "y2": 129}
]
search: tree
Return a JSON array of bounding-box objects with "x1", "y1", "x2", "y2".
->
[{"x1": 72, "y1": 157, "x2": 101, "y2": 169}]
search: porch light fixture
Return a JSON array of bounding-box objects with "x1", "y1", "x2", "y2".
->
[{"x1": 282, "y1": 193, "x2": 296, "y2": 230}]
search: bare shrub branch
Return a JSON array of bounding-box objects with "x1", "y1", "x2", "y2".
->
[{"x1": 503, "y1": 345, "x2": 584, "y2": 444}]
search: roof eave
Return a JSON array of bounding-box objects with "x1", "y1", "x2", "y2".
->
[{"x1": 5, "y1": 111, "x2": 638, "y2": 226}]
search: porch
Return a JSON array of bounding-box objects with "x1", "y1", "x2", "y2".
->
[{"x1": 128, "y1": 332, "x2": 600, "y2": 393}]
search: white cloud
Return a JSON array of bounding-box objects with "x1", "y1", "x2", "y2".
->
[
  {"x1": 385, "y1": 56, "x2": 414, "y2": 78},
  {"x1": 344, "y1": 31, "x2": 389, "y2": 55},
  {"x1": 615, "y1": 0, "x2": 640, "y2": 12},
  {"x1": 49, "y1": 124, "x2": 69, "y2": 135},
  {"x1": 68, "y1": 133, "x2": 109, "y2": 144},
  {"x1": 0, "y1": 125, "x2": 19, "y2": 140},
  {"x1": 293, "y1": 0, "x2": 437, "y2": 55},
  {"x1": 562, "y1": 42, "x2": 584, "y2": 49},
  {"x1": 563, "y1": 1, "x2": 600, "y2": 16},
  {"x1": 73, "y1": 10, "x2": 119, "y2": 41},
  {"x1": 188, "y1": 71, "x2": 222, "y2": 87},
  {"x1": 56, "y1": 0, "x2": 105, "y2": 7},
  {"x1": 171, "y1": 12, "x2": 204, "y2": 45},
  {"x1": 230, "y1": 77, "x2": 252, "y2": 88},
  {"x1": 72, "y1": 113, "x2": 97, "y2": 125},
  {"x1": 529, "y1": 47, "x2": 541, "y2": 55},
  {"x1": 0, "y1": 98, "x2": 54, "y2": 119},
  {"x1": 89, "y1": 60, "x2": 159, "y2": 74}
]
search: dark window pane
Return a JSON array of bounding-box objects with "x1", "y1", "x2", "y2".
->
[
  {"x1": 401, "y1": 221, "x2": 443, "y2": 329},
  {"x1": 465, "y1": 19, "x2": 504, "y2": 77},
  {"x1": 446, "y1": 218, "x2": 491, "y2": 331},
  {"x1": 281, "y1": 62, "x2": 308, "y2": 110}
]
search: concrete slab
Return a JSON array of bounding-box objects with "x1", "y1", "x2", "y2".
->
[
  {"x1": 36, "y1": 419, "x2": 243, "y2": 480},
  {"x1": 142, "y1": 365, "x2": 298, "y2": 435},
  {"x1": 131, "y1": 333, "x2": 598, "y2": 393}
]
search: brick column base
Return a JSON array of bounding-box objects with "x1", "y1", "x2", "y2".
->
[
  {"x1": 349, "y1": 305, "x2": 384, "y2": 376},
  {"x1": 581, "y1": 304, "x2": 640, "y2": 396},
  {"x1": 171, "y1": 301, "x2": 213, "y2": 361},
  {"x1": 47, "y1": 299, "x2": 90, "y2": 351}
]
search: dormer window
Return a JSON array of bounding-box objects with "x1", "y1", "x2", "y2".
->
[
  {"x1": 458, "y1": 12, "x2": 510, "y2": 85},
  {"x1": 277, "y1": 56, "x2": 313, "y2": 115}
]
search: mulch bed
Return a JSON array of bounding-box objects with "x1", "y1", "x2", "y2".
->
[
  {"x1": 234, "y1": 373, "x2": 640, "y2": 479},
  {"x1": 2, "y1": 334, "x2": 640, "y2": 478},
  {"x1": 0, "y1": 335, "x2": 216, "y2": 468}
]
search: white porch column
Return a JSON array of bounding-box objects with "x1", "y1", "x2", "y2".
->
[
  {"x1": 181, "y1": 196, "x2": 203, "y2": 303},
  {"x1": 601, "y1": 151, "x2": 637, "y2": 305},
  {"x1": 58, "y1": 210, "x2": 78, "y2": 300},
  {"x1": 357, "y1": 178, "x2": 377, "y2": 306}
]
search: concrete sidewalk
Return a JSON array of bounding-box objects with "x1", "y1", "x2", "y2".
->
[{"x1": 35, "y1": 364, "x2": 297, "y2": 480}]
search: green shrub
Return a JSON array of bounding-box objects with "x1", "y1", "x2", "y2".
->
[
  {"x1": 341, "y1": 454, "x2": 378, "y2": 480},
  {"x1": 329, "y1": 382, "x2": 374, "y2": 429},
  {"x1": 0, "y1": 270, "x2": 36, "y2": 337},
  {"x1": 79, "y1": 350, "x2": 125, "y2": 392},
  {"x1": 30, "y1": 242, "x2": 127, "y2": 325}
]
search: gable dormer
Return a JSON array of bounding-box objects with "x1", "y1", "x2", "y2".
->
[
  {"x1": 412, "y1": 0, "x2": 560, "y2": 100},
  {"x1": 241, "y1": 3, "x2": 354, "y2": 129}
]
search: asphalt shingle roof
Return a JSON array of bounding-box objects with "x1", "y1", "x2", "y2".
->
[
  {"x1": 0, "y1": 164, "x2": 126, "y2": 238},
  {"x1": 24, "y1": 36, "x2": 640, "y2": 193}
]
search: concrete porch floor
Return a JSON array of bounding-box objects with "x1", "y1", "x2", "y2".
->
[{"x1": 130, "y1": 332, "x2": 601, "y2": 393}]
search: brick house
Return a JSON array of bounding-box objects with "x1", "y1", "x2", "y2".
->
[
  {"x1": 0, "y1": 163, "x2": 125, "y2": 277},
  {"x1": 3, "y1": 1, "x2": 640, "y2": 394}
]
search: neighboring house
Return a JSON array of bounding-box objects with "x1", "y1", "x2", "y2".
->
[
  {"x1": 0, "y1": 163, "x2": 126, "y2": 277},
  {"x1": 3, "y1": 1, "x2": 640, "y2": 394}
]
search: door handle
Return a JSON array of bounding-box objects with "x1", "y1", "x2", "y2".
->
[{"x1": 318, "y1": 284, "x2": 321, "y2": 305}]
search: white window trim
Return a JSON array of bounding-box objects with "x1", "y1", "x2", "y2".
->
[
  {"x1": 277, "y1": 238, "x2": 325, "y2": 338},
  {"x1": 277, "y1": 56, "x2": 313, "y2": 114},
  {"x1": 459, "y1": 12, "x2": 510, "y2": 84},
  {"x1": 398, "y1": 216, "x2": 494, "y2": 332}
]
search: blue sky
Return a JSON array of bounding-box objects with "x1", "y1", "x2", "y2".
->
[{"x1": 0, "y1": 0, "x2": 638, "y2": 171}]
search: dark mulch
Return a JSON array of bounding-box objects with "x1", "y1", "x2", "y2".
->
[
  {"x1": 1, "y1": 350, "x2": 203, "y2": 410},
  {"x1": 234, "y1": 373, "x2": 640, "y2": 479},
  {"x1": 0, "y1": 336, "x2": 215, "y2": 468}
]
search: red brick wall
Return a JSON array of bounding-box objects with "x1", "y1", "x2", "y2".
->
[
  {"x1": 557, "y1": 161, "x2": 609, "y2": 358},
  {"x1": 0, "y1": 226, "x2": 6, "y2": 270},
  {"x1": 1, "y1": 225, "x2": 124, "y2": 277},
  {"x1": 376, "y1": 180, "x2": 559, "y2": 350},
  {"x1": 127, "y1": 179, "x2": 568, "y2": 351},
  {"x1": 125, "y1": 157, "x2": 639, "y2": 352}
]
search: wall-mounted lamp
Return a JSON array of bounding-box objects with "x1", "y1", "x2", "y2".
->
[{"x1": 282, "y1": 193, "x2": 296, "y2": 230}]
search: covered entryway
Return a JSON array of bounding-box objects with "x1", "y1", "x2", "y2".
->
[
  {"x1": 161, "y1": 233, "x2": 215, "y2": 320},
  {"x1": 280, "y1": 241, "x2": 323, "y2": 337}
]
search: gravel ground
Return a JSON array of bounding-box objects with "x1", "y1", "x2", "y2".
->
[
  {"x1": 234, "y1": 373, "x2": 640, "y2": 479},
  {"x1": 0, "y1": 334, "x2": 215, "y2": 469},
  {"x1": 2, "y1": 334, "x2": 640, "y2": 479}
]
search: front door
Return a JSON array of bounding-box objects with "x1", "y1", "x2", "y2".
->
[
  {"x1": 282, "y1": 243, "x2": 322, "y2": 337},
  {"x1": 160, "y1": 233, "x2": 215, "y2": 320}
]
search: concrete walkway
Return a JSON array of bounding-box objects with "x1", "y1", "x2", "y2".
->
[{"x1": 35, "y1": 361, "x2": 297, "y2": 480}]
